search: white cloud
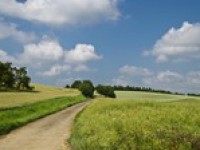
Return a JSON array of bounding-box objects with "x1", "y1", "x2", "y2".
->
[
  {"x1": 0, "y1": 21, "x2": 37, "y2": 43},
  {"x1": 0, "y1": 50, "x2": 15, "y2": 62},
  {"x1": 0, "y1": 38, "x2": 102, "y2": 77},
  {"x1": 38, "y1": 64, "x2": 71, "y2": 77},
  {"x1": 20, "y1": 38, "x2": 64, "y2": 65},
  {"x1": 156, "y1": 70, "x2": 183, "y2": 83},
  {"x1": 143, "y1": 70, "x2": 200, "y2": 93},
  {"x1": 0, "y1": 0, "x2": 121, "y2": 26},
  {"x1": 112, "y1": 76, "x2": 129, "y2": 86},
  {"x1": 65, "y1": 44, "x2": 102, "y2": 64},
  {"x1": 145, "y1": 22, "x2": 200, "y2": 63},
  {"x1": 74, "y1": 65, "x2": 90, "y2": 72},
  {"x1": 119, "y1": 65, "x2": 153, "y2": 76}
]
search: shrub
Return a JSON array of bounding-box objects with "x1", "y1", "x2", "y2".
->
[{"x1": 96, "y1": 85, "x2": 116, "y2": 98}]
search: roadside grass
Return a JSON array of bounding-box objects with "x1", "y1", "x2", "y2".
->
[
  {"x1": 0, "y1": 83, "x2": 80, "y2": 108},
  {"x1": 0, "y1": 95, "x2": 86, "y2": 135},
  {"x1": 70, "y1": 98, "x2": 200, "y2": 150}
]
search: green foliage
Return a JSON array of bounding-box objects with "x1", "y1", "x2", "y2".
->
[
  {"x1": 0, "y1": 61, "x2": 31, "y2": 90},
  {"x1": 70, "y1": 99, "x2": 200, "y2": 150},
  {"x1": 0, "y1": 95, "x2": 86, "y2": 135},
  {"x1": 71, "y1": 80, "x2": 82, "y2": 89},
  {"x1": 79, "y1": 80, "x2": 94, "y2": 98},
  {"x1": 96, "y1": 85, "x2": 116, "y2": 98}
]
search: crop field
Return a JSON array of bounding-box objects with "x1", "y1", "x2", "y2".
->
[
  {"x1": 0, "y1": 84, "x2": 80, "y2": 108},
  {"x1": 70, "y1": 92, "x2": 200, "y2": 150}
]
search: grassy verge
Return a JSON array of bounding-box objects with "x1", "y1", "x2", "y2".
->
[
  {"x1": 0, "y1": 95, "x2": 86, "y2": 135},
  {"x1": 70, "y1": 99, "x2": 200, "y2": 150}
]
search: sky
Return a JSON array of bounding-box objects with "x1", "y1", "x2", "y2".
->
[{"x1": 0, "y1": 0, "x2": 200, "y2": 93}]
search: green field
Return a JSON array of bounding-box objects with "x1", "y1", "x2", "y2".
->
[
  {"x1": 116, "y1": 91, "x2": 199, "y2": 101},
  {"x1": 0, "y1": 84, "x2": 80, "y2": 108},
  {"x1": 70, "y1": 92, "x2": 200, "y2": 150}
]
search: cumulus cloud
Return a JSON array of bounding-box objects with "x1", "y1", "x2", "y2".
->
[
  {"x1": 143, "y1": 70, "x2": 200, "y2": 93},
  {"x1": 144, "y1": 22, "x2": 200, "y2": 63},
  {"x1": 112, "y1": 76, "x2": 129, "y2": 86},
  {"x1": 38, "y1": 64, "x2": 71, "y2": 77},
  {"x1": 65, "y1": 44, "x2": 102, "y2": 64},
  {"x1": 0, "y1": 21, "x2": 37, "y2": 43},
  {"x1": 0, "y1": 38, "x2": 102, "y2": 77},
  {"x1": 74, "y1": 65, "x2": 90, "y2": 72},
  {"x1": 0, "y1": 50, "x2": 15, "y2": 62},
  {"x1": 20, "y1": 38, "x2": 64, "y2": 65},
  {"x1": 0, "y1": 0, "x2": 121, "y2": 26},
  {"x1": 119, "y1": 65, "x2": 153, "y2": 76}
]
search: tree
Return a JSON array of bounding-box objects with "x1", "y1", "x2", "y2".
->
[
  {"x1": 96, "y1": 85, "x2": 116, "y2": 98},
  {"x1": 71, "y1": 80, "x2": 82, "y2": 89},
  {"x1": 0, "y1": 61, "x2": 32, "y2": 91},
  {"x1": 14, "y1": 67, "x2": 29, "y2": 90},
  {"x1": 65, "y1": 84, "x2": 70, "y2": 88},
  {"x1": 79, "y1": 80, "x2": 94, "y2": 98},
  {"x1": 0, "y1": 62, "x2": 15, "y2": 88}
]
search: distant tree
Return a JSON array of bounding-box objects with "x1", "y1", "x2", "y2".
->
[
  {"x1": 71, "y1": 80, "x2": 82, "y2": 89},
  {"x1": 65, "y1": 84, "x2": 70, "y2": 88},
  {"x1": 96, "y1": 85, "x2": 116, "y2": 98},
  {"x1": 79, "y1": 80, "x2": 94, "y2": 98}
]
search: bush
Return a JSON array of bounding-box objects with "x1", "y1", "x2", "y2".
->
[
  {"x1": 79, "y1": 80, "x2": 94, "y2": 98},
  {"x1": 96, "y1": 85, "x2": 116, "y2": 98}
]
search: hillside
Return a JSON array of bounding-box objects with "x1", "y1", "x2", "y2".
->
[{"x1": 0, "y1": 83, "x2": 80, "y2": 108}]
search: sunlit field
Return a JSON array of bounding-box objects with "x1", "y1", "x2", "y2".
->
[
  {"x1": 115, "y1": 91, "x2": 200, "y2": 101},
  {"x1": 0, "y1": 84, "x2": 80, "y2": 108},
  {"x1": 70, "y1": 92, "x2": 200, "y2": 150}
]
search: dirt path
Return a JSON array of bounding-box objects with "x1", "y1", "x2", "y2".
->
[{"x1": 0, "y1": 101, "x2": 90, "y2": 150}]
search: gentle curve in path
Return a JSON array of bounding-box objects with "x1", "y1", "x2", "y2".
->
[{"x1": 0, "y1": 101, "x2": 90, "y2": 150}]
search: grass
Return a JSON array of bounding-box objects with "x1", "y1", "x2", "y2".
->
[
  {"x1": 0, "y1": 83, "x2": 80, "y2": 108},
  {"x1": 70, "y1": 92, "x2": 200, "y2": 150},
  {"x1": 0, "y1": 95, "x2": 86, "y2": 135},
  {"x1": 115, "y1": 91, "x2": 200, "y2": 101}
]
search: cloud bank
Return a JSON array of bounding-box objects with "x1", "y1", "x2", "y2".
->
[
  {"x1": 0, "y1": 0, "x2": 121, "y2": 26},
  {"x1": 0, "y1": 37, "x2": 102, "y2": 77},
  {"x1": 144, "y1": 22, "x2": 200, "y2": 63},
  {"x1": 0, "y1": 21, "x2": 37, "y2": 43}
]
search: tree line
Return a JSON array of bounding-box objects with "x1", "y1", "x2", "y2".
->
[
  {"x1": 69, "y1": 80, "x2": 116, "y2": 98},
  {"x1": 112, "y1": 85, "x2": 185, "y2": 95},
  {"x1": 0, "y1": 61, "x2": 32, "y2": 91}
]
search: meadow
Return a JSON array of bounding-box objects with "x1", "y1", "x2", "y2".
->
[
  {"x1": 70, "y1": 92, "x2": 200, "y2": 150},
  {"x1": 115, "y1": 91, "x2": 198, "y2": 101},
  {"x1": 0, "y1": 84, "x2": 80, "y2": 108}
]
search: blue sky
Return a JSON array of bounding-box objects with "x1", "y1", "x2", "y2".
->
[{"x1": 0, "y1": 0, "x2": 200, "y2": 93}]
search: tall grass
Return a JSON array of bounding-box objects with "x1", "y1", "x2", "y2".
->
[
  {"x1": 70, "y1": 99, "x2": 200, "y2": 150},
  {"x1": 0, "y1": 95, "x2": 86, "y2": 135}
]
